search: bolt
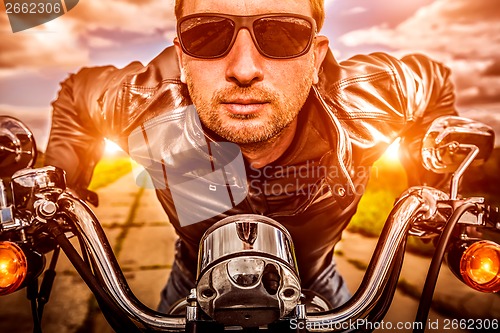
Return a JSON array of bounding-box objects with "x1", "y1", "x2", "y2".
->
[
  {"x1": 187, "y1": 288, "x2": 197, "y2": 302},
  {"x1": 39, "y1": 200, "x2": 57, "y2": 218},
  {"x1": 336, "y1": 186, "x2": 346, "y2": 197}
]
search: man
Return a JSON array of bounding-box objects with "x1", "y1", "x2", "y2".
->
[{"x1": 45, "y1": 0, "x2": 456, "y2": 312}]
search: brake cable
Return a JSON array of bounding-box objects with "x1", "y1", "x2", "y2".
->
[{"x1": 413, "y1": 201, "x2": 477, "y2": 333}]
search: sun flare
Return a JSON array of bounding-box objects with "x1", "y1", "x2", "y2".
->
[
  {"x1": 382, "y1": 139, "x2": 401, "y2": 162},
  {"x1": 104, "y1": 138, "x2": 124, "y2": 156}
]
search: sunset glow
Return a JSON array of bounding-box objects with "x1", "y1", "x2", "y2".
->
[
  {"x1": 382, "y1": 139, "x2": 401, "y2": 163},
  {"x1": 104, "y1": 138, "x2": 124, "y2": 156}
]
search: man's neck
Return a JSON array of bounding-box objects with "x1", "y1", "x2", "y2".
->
[{"x1": 240, "y1": 118, "x2": 298, "y2": 169}]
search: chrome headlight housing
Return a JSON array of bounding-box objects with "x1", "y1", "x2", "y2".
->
[{"x1": 196, "y1": 214, "x2": 301, "y2": 327}]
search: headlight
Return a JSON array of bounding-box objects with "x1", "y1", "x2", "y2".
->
[{"x1": 196, "y1": 215, "x2": 301, "y2": 328}]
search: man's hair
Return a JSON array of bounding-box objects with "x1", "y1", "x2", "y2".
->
[{"x1": 174, "y1": 0, "x2": 325, "y2": 31}]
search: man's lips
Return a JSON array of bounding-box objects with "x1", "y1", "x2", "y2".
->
[{"x1": 221, "y1": 99, "x2": 269, "y2": 115}]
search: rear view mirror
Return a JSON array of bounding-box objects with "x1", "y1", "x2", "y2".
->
[
  {"x1": 422, "y1": 116, "x2": 495, "y2": 174},
  {"x1": 0, "y1": 116, "x2": 37, "y2": 178}
]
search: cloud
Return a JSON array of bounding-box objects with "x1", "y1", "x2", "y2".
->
[
  {"x1": 0, "y1": 17, "x2": 89, "y2": 70},
  {"x1": 483, "y1": 60, "x2": 500, "y2": 77},
  {"x1": 342, "y1": 7, "x2": 367, "y2": 16},
  {"x1": 66, "y1": 0, "x2": 175, "y2": 34},
  {"x1": 86, "y1": 35, "x2": 120, "y2": 48},
  {"x1": 338, "y1": 0, "x2": 500, "y2": 107},
  {"x1": 0, "y1": 0, "x2": 175, "y2": 72},
  {"x1": 458, "y1": 103, "x2": 500, "y2": 146},
  {"x1": 0, "y1": 104, "x2": 52, "y2": 150},
  {"x1": 441, "y1": 57, "x2": 500, "y2": 106},
  {"x1": 325, "y1": 0, "x2": 336, "y2": 7},
  {"x1": 339, "y1": 0, "x2": 500, "y2": 58}
]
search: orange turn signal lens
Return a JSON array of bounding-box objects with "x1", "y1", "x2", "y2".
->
[
  {"x1": 460, "y1": 240, "x2": 500, "y2": 293},
  {"x1": 0, "y1": 241, "x2": 28, "y2": 296}
]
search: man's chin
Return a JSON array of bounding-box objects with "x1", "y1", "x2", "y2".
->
[{"x1": 215, "y1": 124, "x2": 277, "y2": 144}]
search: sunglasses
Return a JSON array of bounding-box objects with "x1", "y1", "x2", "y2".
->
[{"x1": 177, "y1": 13, "x2": 317, "y2": 59}]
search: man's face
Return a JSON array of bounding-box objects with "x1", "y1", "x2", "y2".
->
[{"x1": 175, "y1": 0, "x2": 329, "y2": 144}]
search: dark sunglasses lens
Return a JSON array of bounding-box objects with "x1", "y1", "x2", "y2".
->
[
  {"x1": 254, "y1": 17, "x2": 313, "y2": 57},
  {"x1": 179, "y1": 17, "x2": 235, "y2": 58}
]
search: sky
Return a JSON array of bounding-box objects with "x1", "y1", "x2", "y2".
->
[{"x1": 1, "y1": 0, "x2": 499, "y2": 150}]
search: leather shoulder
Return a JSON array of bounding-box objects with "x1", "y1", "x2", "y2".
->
[
  {"x1": 116, "y1": 47, "x2": 191, "y2": 138},
  {"x1": 318, "y1": 51, "x2": 409, "y2": 121}
]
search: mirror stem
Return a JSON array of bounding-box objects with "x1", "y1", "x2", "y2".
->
[{"x1": 450, "y1": 144, "x2": 479, "y2": 200}]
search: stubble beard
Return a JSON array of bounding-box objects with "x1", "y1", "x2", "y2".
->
[{"x1": 184, "y1": 66, "x2": 315, "y2": 145}]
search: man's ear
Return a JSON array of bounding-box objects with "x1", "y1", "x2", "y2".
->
[
  {"x1": 173, "y1": 37, "x2": 187, "y2": 84},
  {"x1": 312, "y1": 35, "x2": 329, "y2": 85}
]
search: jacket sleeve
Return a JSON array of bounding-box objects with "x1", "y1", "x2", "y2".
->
[
  {"x1": 319, "y1": 51, "x2": 458, "y2": 189},
  {"x1": 397, "y1": 53, "x2": 458, "y2": 189},
  {"x1": 44, "y1": 62, "x2": 144, "y2": 199}
]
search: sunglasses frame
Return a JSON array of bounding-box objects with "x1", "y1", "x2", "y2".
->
[{"x1": 176, "y1": 13, "x2": 317, "y2": 59}]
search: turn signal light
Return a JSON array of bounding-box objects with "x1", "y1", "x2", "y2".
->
[
  {"x1": 460, "y1": 240, "x2": 500, "y2": 293},
  {"x1": 0, "y1": 241, "x2": 27, "y2": 296}
]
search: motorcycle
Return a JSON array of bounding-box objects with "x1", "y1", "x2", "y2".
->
[{"x1": 0, "y1": 115, "x2": 499, "y2": 332}]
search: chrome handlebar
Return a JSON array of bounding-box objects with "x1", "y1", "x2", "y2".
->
[
  {"x1": 305, "y1": 187, "x2": 445, "y2": 331},
  {"x1": 56, "y1": 186, "x2": 446, "y2": 332},
  {"x1": 57, "y1": 193, "x2": 186, "y2": 332}
]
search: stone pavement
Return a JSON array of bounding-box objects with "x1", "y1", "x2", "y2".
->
[
  {"x1": 335, "y1": 234, "x2": 500, "y2": 332},
  {"x1": 0, "y1": 171, "x2": 498, "y2": 333}
]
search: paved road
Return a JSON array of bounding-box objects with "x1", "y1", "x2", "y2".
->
[{"x1": 0, "y1": 172, "x2": 498, "y2": 332}]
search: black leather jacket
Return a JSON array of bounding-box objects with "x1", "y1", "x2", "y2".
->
[{"x1": 45, "y1": 46, "x2": 457, "y2": 285}]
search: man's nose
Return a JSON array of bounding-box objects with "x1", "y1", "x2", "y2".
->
[{"x1": 225, "y1": 29, "x2": 264, "y2": 86}]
